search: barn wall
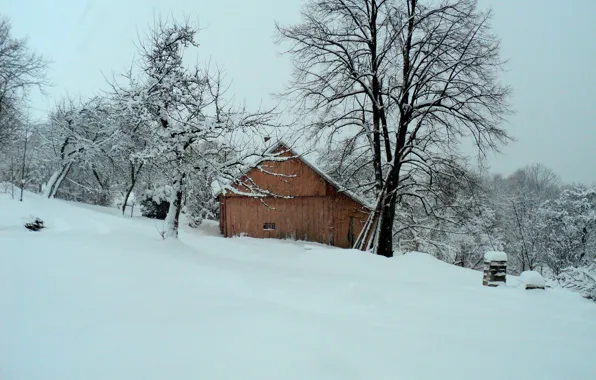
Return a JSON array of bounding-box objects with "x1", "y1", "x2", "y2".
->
[
  {"x1": 219, "y1": 143, "x2": 370, "y2": 248},
  {"x1": 224, "y1": 197, "x2": 330, "y2": 244},
  {"x1": 222, "y1": 195, "x2": 369, "y2": 248},
  {"x1": 330, "y1": 193, "x2": 369, "y2": 248},
  {"x1": 228, "y1": 151, "x2": 328, "y2": 198}
]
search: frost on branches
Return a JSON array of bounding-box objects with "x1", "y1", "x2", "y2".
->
[
  {"x1": 557, "y1": 261, "x2": 596, "y2": 301},
  {"x1": 318, "y1": 142, "x2": 503, "y2": 267},
  {"x1": 110, "y1": 17, "x2": 281, "y2": 239},
  {"x1": 536, "y1": 187, "x2": 596, "y2": 276},
  {"x1": 41, "y1": 97, "x2": 122, "y2": 201}
]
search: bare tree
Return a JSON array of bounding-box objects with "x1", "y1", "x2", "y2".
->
[
  {"x1": 493, "y1": 164, "x2": 561, "y2": 272},
  {"x1": 0, "y1": 16, "x2": 48, "y2": 147},
  {"x1": 18, "y1": 121, "x2": 31, "y2": 201},
  {"x1": 278, "y1": 0, "x2": 511, "y2": 256}
]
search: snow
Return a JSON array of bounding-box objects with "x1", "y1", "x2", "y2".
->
[
  {"x1": 2, "y1": 192, "x2": 596, "y2": 379},
  {"x1": 484, "y1": 251, "x2": 508, "y2": 262},
  {"x1": 520, "y1": 271, "x2": 547, "y2": 288}
]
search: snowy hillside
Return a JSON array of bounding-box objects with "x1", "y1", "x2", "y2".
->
[{"x1": 1, "y1": 192, "x2": 595, "y2": 380}]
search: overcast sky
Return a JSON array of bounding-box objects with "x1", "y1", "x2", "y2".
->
[{"x1": 2, "y1": 0, "x2": 595, "y2": 184}]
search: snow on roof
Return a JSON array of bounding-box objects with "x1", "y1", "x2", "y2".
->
[
  {"x1": 520, "y1": 271, "x2": 546, "y2": 287},
  {"x1": 221, "y1": 141, "x2": 374, "y2": 210},
  {"x1": 484, "y1": 251, "x2": 508, "y2": 262}
]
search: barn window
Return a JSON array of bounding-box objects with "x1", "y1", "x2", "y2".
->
[{"x1": 263, "y1": 223, "x2": 276, "y2": 231}]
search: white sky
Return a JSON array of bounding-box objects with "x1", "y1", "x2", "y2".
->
[{"x1": 2, "y1": 0, "x2": 595, "y2": 184}]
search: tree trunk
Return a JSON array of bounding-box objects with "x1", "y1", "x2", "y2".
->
[
  {"x1": 122, "y1": 162, "x2": 143, "y2": 215},
  {"x1": 19, "y1": 132, "x2": 28, "y2": 202},
  {"x1": 376, "y1": 196, "x2": 398, "y2": 257},
  {"x1": 363, "y1": 1, "x2": 414, "y2": 256},
  {"x1": 92, "y1": 167, "x2": 106, "y2": 190},
  {"x1": 164, "y1": 172, "x2": 185, "y2": 239},
  {"x1": 375, "y1": 166, "x2": 400, "y2": 257},
  {"x1": 365, "y1": 0, "x2": 415, "y2": 257},
  {"x1": 122, "y1": 185, "x2": 135, "y2": 215},
  {"x1": 44, "y1": 162, "x2": 72, "y2": 199},
  {"x1": 10, "y1": 158, "x2": 14, "y2": 199},
  {"x1": 355, "y1": 163, "x2": 400, "y2": 256},
  {"x1": 42, "y1": 171, "x2": 59, "y2": 198}
]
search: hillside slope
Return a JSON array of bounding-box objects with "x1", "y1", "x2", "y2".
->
[{"x1": 1, "y1": 192, "x2": 595, "y2": 380}]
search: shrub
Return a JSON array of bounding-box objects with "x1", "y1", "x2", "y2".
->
[
  {"x1": 140, "y1": 187, "x2": 171, "y2": 220},
  {"x1": 25, "y1": 217, "x2": 45, "y2": 231}
]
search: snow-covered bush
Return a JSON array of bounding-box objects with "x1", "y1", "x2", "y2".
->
[
  {"x1": 557, "y1": 262, "x2": 596, "y2": 301},
  {"x1": 115, "y1": 192, "x2": 135, "y2": 210},
  {"x1": 184, "y1": 195, "x2": 217, "y2": 228},
  {"x1": 184, "y1": 166, "x2": 219, "y2": 228},
  {"x1": 141, "y1": 198, "x2": 170, "y2": 220},
  {"x1": 140, "y1": 187, "x2": 171, "y2": 220}
]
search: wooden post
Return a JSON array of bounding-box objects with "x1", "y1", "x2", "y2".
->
[{"x1": 483, "y1": 251, "x2": 507, "y2": 287}]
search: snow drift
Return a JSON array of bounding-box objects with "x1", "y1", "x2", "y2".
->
[{"x1": 1, "y1": 192, "x2": 595, "y2": 380}]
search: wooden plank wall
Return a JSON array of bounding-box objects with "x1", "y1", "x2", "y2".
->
[
  {"x1": 220, "y1": 145, "x2": 370, "y2": 248},
  {"x1": 222, "y1": 195, "x2": 368, "y2": 248},
  {"x1": 329, "y1": 193, "x2": 369, "y2": 248},
  {"x1": 229, "y1": 150, "x2": 327, "y2": 198},
  {"x1": 224, "y1": 197, "x2": 330, "y2": 244}
]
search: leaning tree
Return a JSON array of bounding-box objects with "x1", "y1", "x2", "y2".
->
[
  {"x1": 41, "y1": 97, "x2": 122, "y2": 199},
  {"x1": 278, "y1": 0, "x2": 512, "y2": 256}
]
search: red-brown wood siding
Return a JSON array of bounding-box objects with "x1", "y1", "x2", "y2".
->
[
  {"x1": 229, "y1": 149, "x2": 327, "y2": 198},
  {"x1": 219, "y1": 145, "x2": 370, "y2": 248},
  {"x1": 221, "y1": 195, "x2": 368, "y2": 248}
]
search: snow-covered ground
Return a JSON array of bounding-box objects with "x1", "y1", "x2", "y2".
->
[{"x1": 1, "y1": 191, "x2": 596, "y2": 380}]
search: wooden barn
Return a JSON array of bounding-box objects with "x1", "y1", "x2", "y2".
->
[{"x1": 218, "y1": 143, "x2": 371, "y2": 248}]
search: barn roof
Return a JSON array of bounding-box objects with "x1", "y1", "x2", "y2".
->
[{"x1": 220, "y1": 141, "x2": 374, "y2": 210}]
